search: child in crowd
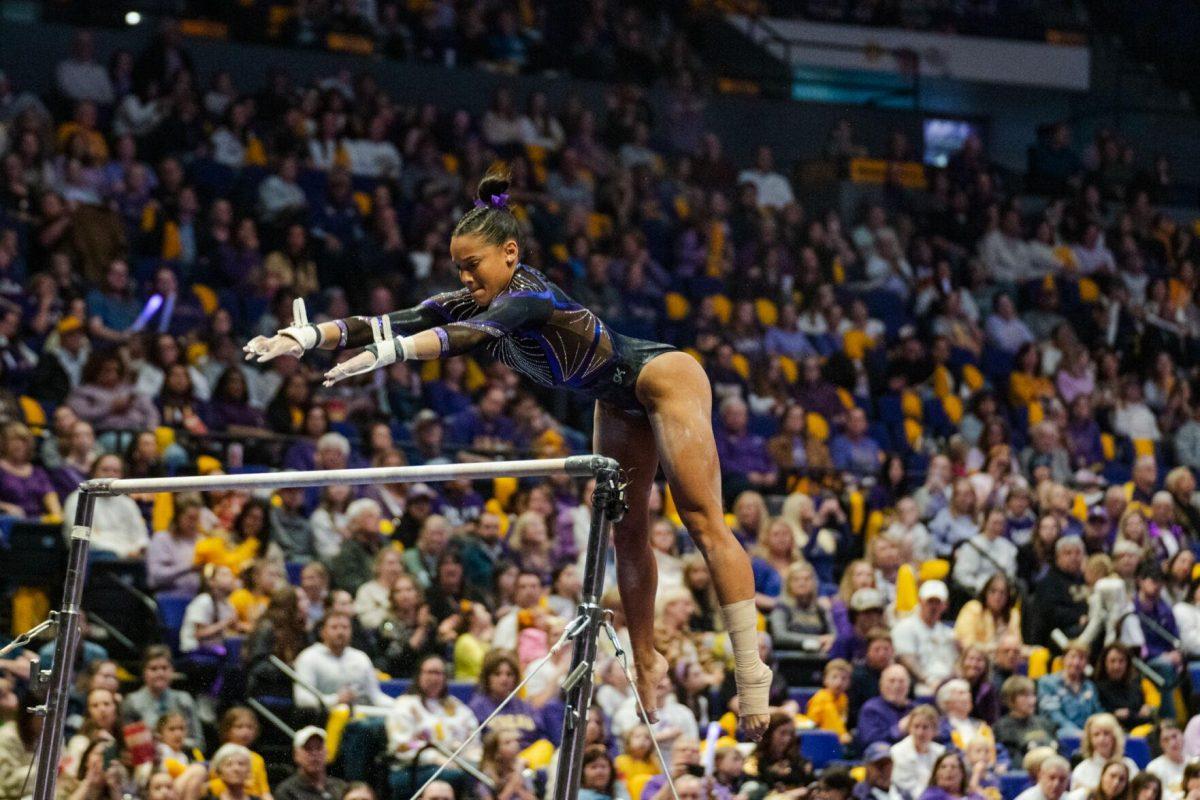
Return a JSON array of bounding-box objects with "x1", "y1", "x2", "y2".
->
[
  {"x1": 614, "y1": 723, "x2": 660, "y2": 795},
  {"x1": 210, "y1": 707, "x2": 272, "y2": 800},
  {"x1": 480, "y1": 729, "x2": 536, "y2": 800},
  {"x1": 806, "y1": 658, "x2": 853, "y2": 745}
]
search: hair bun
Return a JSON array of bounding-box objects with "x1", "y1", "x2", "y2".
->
[{"x1": 476, "y1": 165, "x2": 512, "y2": 208}]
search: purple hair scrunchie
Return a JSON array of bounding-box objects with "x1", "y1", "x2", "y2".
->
[{"x1": 474, "y1": 193, "x2": 511, "y2": 210}]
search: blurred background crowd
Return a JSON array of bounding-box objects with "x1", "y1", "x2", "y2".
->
[{"x1": 4, "y1": 3, "x2": 1200, "y2": 800}]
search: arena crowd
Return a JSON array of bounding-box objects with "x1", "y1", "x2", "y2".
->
[{"x1": 3, "y1": 8, "x2": 1200, "y2": 800}]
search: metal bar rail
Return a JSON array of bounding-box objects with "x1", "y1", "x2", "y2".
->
[{"x1": 30, "y1": 455, "x2": 621, "y2": 800}]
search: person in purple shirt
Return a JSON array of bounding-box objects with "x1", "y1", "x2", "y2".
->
[
  {"x1": 855, "y1": 664, "x2": 914, "y2": 752},
  {"x1": 796, "y1": 356, "x2": 846, "y2": 427},
  {"x1": 830, "y1": 587, "x2": 887, "y2": 662},
  {"x1": 207, "y1": 367, "x2": 267, "y2": 432},
  {"x1": 1065, "y1": 394, "x2": 1104, "y2": 468},
  {"x1": 466, "y1": 650, "x2": 553, "y2": 751},
  {"x1": 448, "y1": 384, "x2": 518, "y2": 454},
  {"x1": 424, "y1": 356, "x2": 474, "y2": 418},
  {"x1": 1133, "y1": 561, "x2": 1183, "y2": 718},
  {"x1": 0, "y1": 421, "x2": 61, "y2": 519},
  {"x1": 764, "y1": 303, "x2": 819, "y2": 362},
  {"x1": 831, "y1": 408, "x2": 883, "y2": 479},
  {"x1": 714, "y1": 397, "x2": 777, "y2": 501}
]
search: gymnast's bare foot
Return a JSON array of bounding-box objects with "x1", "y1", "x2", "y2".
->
[{"x1": 633, "y1": 650, "x2": 669, "y2": 723}]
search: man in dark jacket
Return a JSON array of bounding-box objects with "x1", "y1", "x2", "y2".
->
[{"x1": 1026, "y1": 535, "x2": 1088, "y2": 648}]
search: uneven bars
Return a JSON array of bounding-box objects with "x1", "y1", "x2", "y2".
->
[
  {"x1": 81, "y1": 455, "x2": 610, "y2": 496},
  {"x1": 32, "y1": 454, "x2": 619, "y2": 800}
]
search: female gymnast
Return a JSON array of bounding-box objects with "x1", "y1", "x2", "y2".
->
[{"x1": 243, "y1": 167, "x2": 773, "y2": 738}]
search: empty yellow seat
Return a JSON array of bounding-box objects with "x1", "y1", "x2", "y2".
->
[
  {"x1": 777, "y1": 355, "x2": 798, "y2": 383},
  {"x1": 665, "y1": 292, "x2": 691, "y2": 321},
  {"x1": 919, "y1": 559, "x2": 950, "y2": 582},
  {"x1": 806, "y1": 412, "x2": 830, "y2": 442},
  {"x1": 755, "y1": 297, "x2": 778, "y2": 327},
  {"x1": 710, "y1": 294, "x2": 732, "y2": 324}
]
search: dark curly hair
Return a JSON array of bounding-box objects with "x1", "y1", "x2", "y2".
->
[{"x1": 451, "y1": 164, "x2": 520, "y2": 247}]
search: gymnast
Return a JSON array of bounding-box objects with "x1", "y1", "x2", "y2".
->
[{"x1": 243, "y1": 166, "x2": 773, "y2": 738}]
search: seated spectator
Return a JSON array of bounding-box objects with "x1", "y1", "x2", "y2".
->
[
  {"x1": 1146, "y1": 721, "x2": 1186, "y2": 800},
  {"x1": 148, "y1": 496, "x2": 204, "y2": 594},
  {"x1": 919, "y1": 752, "x2": 983, "y2": 800},
  {"x1": 1027, "y1": 536, "x2": 1088, "y2": 648},
  {"x1": 294, "y1": 611, "x2": 391, "y2": 709},
  {"x1": 744, "y1": 713, "x2": 813, "y2": 792},
  {"x1": 386, "y1": 655, "x2": 479, "y2": 795},
  {"x1": 714, "y1": 396, "x2": 777, "y2": 499},
  {"x1": 857, "y1": 664, "x2": 915, "y2": 749},
  {"x1": 752, "y1": 517, "x2": 803, "y2": 608},
  {"x1": 180, "y1": 564, "x2": 239, "y2": 656},
  {"x1": 738, "y1": 145, "x2": 795, "y2": 210},
  {"x1": 375, "y1": 573, "x2": 443, "y2": 678},
  {"x1": 67, "y1": 350, "x2": 160, "y2": 432},
  {"x1": 831, "y1": 408, "x2": 884, "y2": 480},
  {"x1": 1070, "y1": 713, "x2": 1140, "y2": 794},
  {"x1": 122, "y1": 645, "x2": 204, "y2": 749},
  {"x1": 1021, "y1": 754, "x2": 1072, "y2": 800},
  {"x1": 401, "y1": 513, "x2": 451, "y2": 590},
  {"x1": 269, "y1": 486, "x2": 315, "y2": 563},
  {"x1": 354, "y1": 549, "x2": 410, "y2": 640},
  {"x1": 1094, "y1": 644, "x2": 1152, "y2": 730},
  {"x1": 831, "y1": 588, "x2": 886, "y2": 663},
  {"x1": 768, "y1": 403, "x2": 833, "y2": 486},
  {"x1": 954, "y1": 574, "x2": 1023, "y2": 655},
  {"x1": 274, "y1": 726, "x2": 345, "y2": 800},
  {"x1": 935, "y1": 676, "x2": 999, "y2": 756},
  {"x1": 985, "y1": 294, "x2": 1035, "y2": 356},
  {"x1": 769, "y1": 560, "x2": 835, "y2": 655},
  {"x1": 467, "y1": 649, "x2": 555, "y2": 751},
  {"x1": 929, "y1": 480, "x2": 979, "y2": 557},
  {"x1": 243, "y1": 586, "x2": 308, "y2": 698},
  {"x1": 765, "y1": 304, "x2": 818, "y2": 362},
  {"x1": 891, "y1": 704, "x2": 946, "y2": 798},
  {"x1": 1036, "y1": 643, "x2": 1101, "y2": 737},
  {"x1": 49, "y1": 418, "x2": 97, "y2": 498},
  {"x1": 208, "y1": 367, "x2": 268, "y2": 435},
  {"x1": 329, "y1": 498, "x2": 385, "y2": 594},
  {"x1": 994, "y1": 675, "x2": 1056, "y2": 760},
  {"x1": 1131, "y1": 562, "x2": 1183, "y2": 718},
  {"x1": 952, "y1": 509, "x2": 1018, "y2": 597},
  {"x1": 892, "y1": 580, "x2": 958, "y2": 696},
  {"x1": 61, "y1": 453, "x2": 148, "y2": 558},
  {"x1": 806, "y1": 658, "x2": 854, "y2": 745},
  {"x1": 196, "y1": 499, "x2": 279, "y2": 574},
  {"x1": 449, "y1": 384, "x2": 517, "y2": 457},
  {"x1": 229, "y1": 559, "x2": 284, "y2": 632},
  {"x1": 1114, "y1": 378, "x2": 1162, "y2": 442},
  {"x1": 0, "y1": 420, "x2": 62, "y2": 518}
]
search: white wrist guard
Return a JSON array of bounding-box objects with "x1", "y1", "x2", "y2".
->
[{"x1": 280, "y1": 324, "x2": 320, "y2": 350}]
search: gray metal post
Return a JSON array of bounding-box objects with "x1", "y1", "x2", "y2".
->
[
  {"x1": 553, "y1": 458, "x2": 625, "y2": 800},
  {"x1": 32, "y1": 490, "x2": 96, "y2": 800}
]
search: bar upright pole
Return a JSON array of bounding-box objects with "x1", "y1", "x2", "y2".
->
[
  {"x1": 32, "y1": 490, "x2": 96, "y2": 800},
  {"x1": 553, "y1": 458, "x2": 624, "y2": 800}
]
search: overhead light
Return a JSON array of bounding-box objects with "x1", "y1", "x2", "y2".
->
[{"x1": 125, "y1": 10, "x2": 142, "y2": 25}]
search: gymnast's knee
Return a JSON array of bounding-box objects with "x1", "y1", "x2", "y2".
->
[{"x1": 678, "y1": 509, "x2": 729, "y2": 555}]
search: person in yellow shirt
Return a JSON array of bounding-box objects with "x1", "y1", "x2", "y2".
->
[
  {"x1": 805, "y1": 658, "x2": 852, "y2": 745},
  {"x1": 614, "y1": 723, "x2": 660, "y2": 794},
  {"x1": 228, "y1": 559, "x2": 284, "y2": 633},
  {"x1": 208, "y1": 707, "x2": 272, "y2": 800}
]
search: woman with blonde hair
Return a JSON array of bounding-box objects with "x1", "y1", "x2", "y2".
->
[
  {"x1": 830, "y1": 559, "x2": 876, "y2": 640},
  {"x1": 1071, "y1": 713, "x2": 1140, "y2": 794},
  {"x1": 507, "y1": 510, "x2": 554, "y2": 584},
  {"x1": 655, "y1": 586, "x2": 723, "y2": 684},
  {"x1": 681, "y1": 553, "x2": 722, "y2": 633},
  {"x1": 731, "y1": 490, "x2": 770, "y2": 547},
  {"x1": 354, "y1": 548, "x2": 406, "y2": 630},
  {"x1": 751, "y1": 517, "x2": 802, "y2": 611},
  {"x1": 0, "y1": 421, "x2": 61, "y2": 519}
]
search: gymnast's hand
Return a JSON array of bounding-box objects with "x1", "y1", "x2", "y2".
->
[
  {"x1": 323, "y1": 344, "x2": 385, "y2": 386},
  {"x1": 243, "y1": 333, "x2": 304, "y2": 363},
  {"x1": 244, "y1": 299, "x2": 317, "y2": 363}
]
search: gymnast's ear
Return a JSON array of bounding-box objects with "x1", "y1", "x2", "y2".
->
[{"x1": 503, "y1": 238, "x2": 519, "y2": 268}]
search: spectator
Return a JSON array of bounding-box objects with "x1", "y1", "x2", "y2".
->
[
  {"x1": 1131, "y1": 562, "x2": 1183, "y2": 717},
  {"x1": 122, "y1": 645, "x2": 204, "y2": 749},
  {"x1": 293, "y1": 611, "x2": 392, "y2": 709},
  {"x1": 929, "y1": 480, "x2": 979, "y2": 558},
  {"x1": 857, "y1": 664, "x2": 914, "y2": 749},
  {"x1": 831, "y1": 407, "x2": 884, "y2": 480},
  {"x1": 67, "y1": 350, "x2": 160, "y2": 431},
  {"x1": 386, "y1": 655, "x2": 479, "y2": 796},
  {"x1": 56, "y1": 31, "x2": 114, "y2": 107},
  {"x1": 180, "y1": 564, "x2": 238, "y2": 656},
  {"x1": 1070, "y1": 713, "x2": 1140, "y2": 794},
  {"x1": 0, "y1": 420, "x2": 61, "y2": 518},
  {"x1": 952, "y1": 509, "x2": 1019, "y2": 596},
  {"x1": 738, "y1": 146, "x2": 795, "y2": 210},
  {"x1": 1027, "y1": 536, "x2": 1089, "y2": 648},
  {"x1": 891, "y1": 705, "x2": 946, "y2": 799},
  {"x1": 273, "y1": 726, "x2": 346, "y2": 800},
  {"x1": 61, "y1": 453, "x2": 148, "y2": 558},
  {"x1": 1146, "y1": 721, "x2": 1186, "y2": 800},
  {"x1": 1036, "y1": 643, "x2": 1101, "y2": 737},
  {"x1": 994, "y1": 675, "x2": 1055, "y2": 760},
  {"x1": 892, "y1": 580, "x2": 958, "y2": 696},
  {"x1": 148, "y1": 495, "x2": 204, "y2": 593},
  {"x1": 328, "y1": 498, "x2": 385, "y2": 594}
]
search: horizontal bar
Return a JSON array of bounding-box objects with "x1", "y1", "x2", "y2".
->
[{"x1": 82, "y1": 455, "x2": 614, "y2": 496}]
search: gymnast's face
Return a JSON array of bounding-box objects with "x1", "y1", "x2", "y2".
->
[{"x1": 449, "y1": 233, "x2": 519, "y2": 307}]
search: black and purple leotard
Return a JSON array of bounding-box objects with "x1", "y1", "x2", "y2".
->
[{"x1": 341, "y1": 265, "x2": 674, "y2": 412}]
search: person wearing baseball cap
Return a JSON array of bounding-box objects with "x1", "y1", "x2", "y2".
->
[
  {"x1": 829, "y1": 587, "x2": 885, "y2": 661},
  {"x1": 851, "y1": 741, "x2": 912, "y2": 800},
  {"x1": 890, "y1": 580, "x2": 957, "y2": 696},
  {"x1": 274, "y1": 726, "x2": 347, "y2": 800}
]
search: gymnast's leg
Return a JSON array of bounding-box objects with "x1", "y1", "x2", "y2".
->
[
  {"x1": 593, "y1": 400, "x2": 669, "y2": 720},
  {"x1": 635, "y1": 351, "x2": 772, "y2": 738}
]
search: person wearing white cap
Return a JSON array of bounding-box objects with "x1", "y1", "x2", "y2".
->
[
  {"x1": 891, "y1": 580, "x2": 958, "y2": 696},
  {"x1": 274, "y1": 727, "x2": 347, "y2": 800}
]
